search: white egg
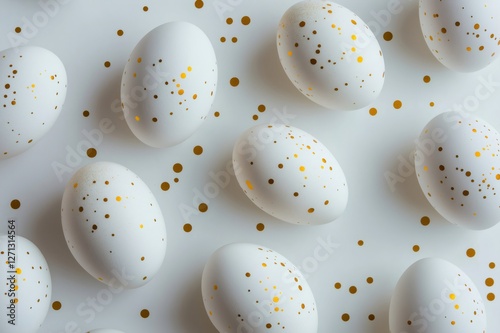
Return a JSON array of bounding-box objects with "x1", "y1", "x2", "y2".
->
[
  {"x1": 419, "y1": 0, "x2": 500, "y2": 72},
  {"x1": 202, "y1": 243, "x2": 318, "y2": 333},
  {"x1": 87, "y1": 329, "x2": 125, "y2": 333},
  {"x1": 0, "y1": 46, "x2": 67, "y2": 159},
  {"x1": 61, "y1": 161, "x2": 167, "y2": 289},
  {"x1": 277, "y1": 1, "x2": 385, "y2": 110},
  {"x1": 414, "y1": 111, "x2": 500, "y2": 230},
  {"x1": 0, "y1": 235, "x2": 52, "y2": 333},
  {"x1": 389, "y1": 258, "x2": 486, "y2": 333},
  {"x1": 121, "y1": 21, "x2": 217, "y2": 148},
  {"x1": 233, "y1": 124, "x2": 348, "y2": 225}
]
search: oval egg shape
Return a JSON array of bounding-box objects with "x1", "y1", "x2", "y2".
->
[
  {"x1": 0, "y1": 46, "x2": 67, "y2": 159},
  {"x1": 121, "y1": 21, "x2": 217, "y2": 148},
  {"x1": 202, "y1": 243, "x2": 318, "y2": 333},
  {"x1": 415, "y1": 111, "x2": 500, "y2": 230},
  {"x1": 0, "y1": 235, "x2": 52, "y2": 333},
  {"x1": 419, "y1": 0, "x2": 500, "y2": 72},
  {"x1": 277, "y1": 1, "x2": 385, "y2": 110},
  {"x1": 389, "y1": 257, "x2": 486, "y2": 333},
  {"x1": 61, "y1": 161, "x2": 167, "y2": 288},
  {"x1": 233, "y1": 124, "x2": 348, "y2": 225}
]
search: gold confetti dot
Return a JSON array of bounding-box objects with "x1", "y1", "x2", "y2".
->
[
  {"x1": 83, "y1": 110, "x2": 90, "y2": 117},
  {"x1": 104, "y1": 61, "x2": 111, "y2": 68},
  {"x1": 466, "y1": 248, "x2": 476, "y2": 258},
  {"x1": 143, "y1": 6, "x2": 149, "y2": 11},
  {"x1": 357, "y1": 240, "x2": 364, "y2": 246},
  {"x1": 430, "y1": 102, "x2": 435, "y2": 107},
  {"x1": 15, "y1": 27, "x2": 21, "y2": 33},
  {"x1": 420, "y1": 216, "x2": 430, "y2": 226},
  {"x1": 52, "y1": 301, "x2": 62, "y2": 311},
  {"x1": 413, "y1": 245, "x2": 420, "y2": 252},
  {"x1": 230, "y1": 77, "x2": 240, "y2": 87},
  {"x1": 487, "y1": 293, "x2": 495, "y2": 301},
  {"x1": 241, "y1": 16, "x2": 251, "y2": 25},
  {"x1": 383, "y1": 31, "x2": 393, "y2": 41},
  {"x1": 183, "y1": 223, "x2": 192, "y2": 233},
  {"x1": 193, "y1": 145, "x2": 203, "y2": 155},
  {"x1": 140, "y1": 309, "x2": 150, "y2": 318},
  {"x1": 258, "y1": 104, "x2": 266, "y2": 112},
  {"x1": 220, "y1": 36, "x2": 226, "y2": 43},
  {"x1": 10, "y1": 200, "x2": 20, "y2": 210},
  {"x1": 252, "y1": 114, "x2": 259, "y2": 121},
  {"x1": 198, "y1": 203, "x2": 208, "y2": 213},
  {"x1": 423, "y1": 75, "x2": 431, "y2": 83},
  {"x1": 486, "y1": 277, "x2": 495, "y2": 287},
  {"x1": 226, "y1": 17, "x2": 233, "y2": 25},
  {"x1": 366, "y1": 277, "x2": 374, "y2": 284},
  {"x1": 349, "y1": 286, "x2": 357, "y2": 294},
  {"x1": 160, "y1": 181, "x2": 170, "y2": 191},
  {"x1": 173, "y1": 163, "x2": 183, "y2": 173},
  {"x1": 86, "y1": 148, "x2": 97, "y2": 158},
  {"x1": 117, "y1": 29, "x2": 124, "y2": 36},
  {"x1": 194, "y1": 0, "x2": 204, "y2": 9},
  {"x1": 342, "y1": 313, "x2": 350, "y2": 322},
  {"x1": 368, "y1": 314, "x2": 375, "y2": 321},
  {"x1": 334, "y1": 282, "x2": 342, "y2": 289},
  {"x1": 214, "y1": 111, "x2": 220, "y2": 117},
  {"x1": 369, "y1": 108, "x2": 377, "y2": 116},
  {"x1": 256, "y1": 223, "x2": 265, "y2": 231},
  {"x1": 490, "y1": 262, "x2": 496, "y2": 269},
  {"x1": 393, "y1": 100, "x2": 402, "y2": 109},
  {"x1": 231, "y1": 37, "x2": 238, "y2": 43}
]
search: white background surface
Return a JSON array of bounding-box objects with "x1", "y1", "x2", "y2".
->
[{"x1": 1, "y1": 0, "x2": 500, "y2": 332}]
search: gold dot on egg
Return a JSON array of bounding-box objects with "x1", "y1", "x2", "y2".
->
[
  {"x1": 10, "y1": 199, "x2": 21, "y2": 210},
  {"x1": 161, "y1": 182, "x2": 170, "y2": 191},
  {"x1": 341, "y1": 313, "x2": 350, "y2": 322},
  {"x1": 369, "y1": 107, "x2": 377, "y2": 116},
  {"x1": 487, "y1": 293, "x2": 495, "y2": 301},
  {"x1": 193, "y1": 145, "x2": 203, "y2": 155},
  {"x1": 173, "y1": 163, "x2": 183, "y2": 173},
  {"x1": 15, "y1": 27, "x2": 21, "y2": 33},
  {"x1": 183, "y1": 223, "x2": 192, "y2": 233},
  {"x1": 86, "y1": 148, "x2": 97, "y2": 158},
  {"x1": 230, "y1": 77, "x2": 240, "y2": 87},
  {"x1": 412, "y1": 245, "x2": 420, "y2": 252},
  {"x1": 393, "y1": 100, "x2": 403, "y2": 109},
  {"x1": 423, "y1": 75, "x2": 431, "y2": 83},
  {"x1": 383, "y1": 31, "x2": 393, "y2": 41},
  {"x1": 420, "y1": 216, "x2": 430, "y2": 226},
  {"x1": 241, "y1": 16, "x2": 251, "y2": 25},
  {"x1": 140, "y1": 309, "x2": 150, "y2": 318},
  {"x1": 194, "y1": 0, "x2": 204, "y2": 9},
  {"x1": 466, "y1": 248, "x2": 476, "y2": 258},
  {"x1": 83, "y1": 110, "x2": 90, "y2": 117},
  {"x1": 198, "y1": 203, "x2": 208, "y2": 213},
  {"x1": 256, "y1": 223, "x2": 265, "y2": 231},
  {"x1": 52, "y1": 301, "x2": 62, "y2": 311},
  {"x1": 104, "y1": 61, "x2": 111, "y2": 68},
  {"x1": 117, "y1": 29, "x2": 124, "y2": 36}
]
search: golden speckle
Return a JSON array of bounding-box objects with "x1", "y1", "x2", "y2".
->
[
  {"x1": 161, "y1": 182, "x2": 170, "y2": 191},
  {"x1": 475, "y1": 151, "x2": 481, "y2": 157},
  {"x1": 486, "y1": 277, "x2": 494, "y2": 287},
  {"x1": 226, "y1": 17, "x2": 233, "y2": 25},
  {"x1": 393, "y1": 100, "x2": 402, "y2": 109},
  {"x1": 15, "y1": 27, "x2": 21, "y2": 33},
  {"x1": 466, "y1": 248, "x2": 476, "y2": 258},
  {"x1": 246, "y1": 180, "x2": 254, "y2": 190},
  {"x1": 198, "y1": 203, "x2": 208, "y2": 213},
  {"x1": 104, "y1": 61, "x2": 111, "y2": 68},
  {"x1": 258, "y1": 104, "x2": 266, "y2": 112},
  {"x1": 83, "y1": 110, "x2": 90, "y2": 117},
  {"x1": 214, "y1": 111, "x2": 220, "y2": 117},
  {"x1": 307, "y1": 208, "x2": 315, "y2": 213},
  {"x1": 183, "y1": 223, "x2": 192, "y2": 233},
  {"x1": 487, "y1": 293, "x2": 495, "y2": 301},
  {"x1": 413, "y1": 245, "x2": 420, "y2": 252},
  {"x1": 230, "y1": 77, "x2": 240, "y2": 87},
  {"x1": 368, "y1": 314, "x2": 375, "y2": 321},
  {"x1": 369, "y1": 107, "x2": 377, "y2": 116},
  {"x1": 193, "y1": 145, "x2": 203, "y2": 155},
  {"x1": 490, "y1": 262, "x2": 496, "y2": 269},
  {"x1": 383, "y1": 31, "x2": 393, "y2": 41},
  {"x1": 140, "y1": 309, "x2": 150, "y2": 318},
  {"x1": 357, "y1": 56, "x2": 363, "y2": 63},
  {"x1": 135, "y1": 115, "x2": 140, "y2": 122},
  {"x1": 334, "y1": 282, "x2": 342, "y2": 289},
  {"x1": 256, "y1": 223, "x2": 265, "y2": 231},
  {"x1": 10, "y1": 199, "x2": 21, "y2": 210},
  {"x1": 358, "y1": 240, "x2": 364, "y2": 246},
  {"x1": 367, "y1": 277, "x2": 374, "y2": 284},
  {"x1": 86, "y1": 148, "x2": 97, "y2": 158},
  {"x1": 173, "y1": 163, "x2": 183, "y2": 173},
  {"x1": 420, "y1": 216, "x2": 430, "y2": 226},
  {"x1": 231, "y1": 37, "x2": 238, "y2": 43},
  {"x1": 241, "y1": 16, "x2": 251, "y2": 25},
  {"x1": 342, "y1": 313, "x2": 350, "y2": 322},
  {"x1": 116, "y1": 196, "x2": 122, "y2": 202},
  {"x1": 349, "y1": 286, "x2": 357, "y2": 294},
  {"x1": 52, "y1": 301, "x2": 62, "y2": 311},
  {"x1": 194, "y1": 0, "x2": 204, "y2": 9},
  {"x1": 117, "y1": 29, "x2": 124, "y2": 36},
  {"x1": 143, "y1": 6, "x2": 149, "y2": 11},
  {"x1": 423, "y1": 75, "x2": 431, "y2": 83}
]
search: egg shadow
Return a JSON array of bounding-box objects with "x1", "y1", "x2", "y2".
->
[
  {"x1": 171, "y1": 268, "x2": 219, "y2": 333},
  {"x1": 30, "y1": 192, "x2": 91, "y2": 287},
  {"x1": 249, "y1": 30, "x2": 315, "y2": 114}
]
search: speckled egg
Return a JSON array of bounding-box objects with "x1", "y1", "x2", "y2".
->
[
  {"x1": 419, "y1": 0, "x2": 500, "y2": 72},
  {"x1": 121, "y1": 21, "x2": 217, "y2": 148},
  {"x1": 389, "y1": 257, "x2": 486, "y2": 333},
  {"x1": 0, "y1": 235, "x2": 52, "y2": 333},
  {"x1": 277, "y1": 1, "x2": 385, "y2": 110},
  {"x1": 202, "y1": 243, "x2": 318, "y2": 333},
  {"x1": 233, "y1": 124, "x2": 348, "y2": 225},
  {"x1": 415, "y1": 111, "x2": 500, "y2": 230},
  {"x1": 61, "y1": 161, "x2": 167, "y2": 288},
  {"x1": 0, "y1": 46, "x2": 67, "y2": 159}
]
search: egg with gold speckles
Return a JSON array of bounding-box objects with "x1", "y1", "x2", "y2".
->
[
  {"x1": 389, "y1": 258, "x2": 486, "y2": 333},
  {"x1": 61, "y1": 161, "x2": 167, "y2": 288},
  {"x1": 202, "y1": 243, "x2": 318, "y2": 333},
  {"x1": 0, "y1": 235, "x2": 52, "y2": 333},
  {"x1": 233, "y1": 124, "x2": 348, "y2": 225},
  {"x1": 0, "y1": 46, "x2": 67, "y2": 159},
  {"x1": 419, "y1": 0, "x2": 500, "y2": 72},
  {"x1": 277, "y1": 1, "x2": 385, "y2": 110},
  {"x1": 415, "y1": 111, "x2": 500, "y2": 230},
  {"x1": 121, "y1": 21, "x2": 217, "y2": 148}
]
